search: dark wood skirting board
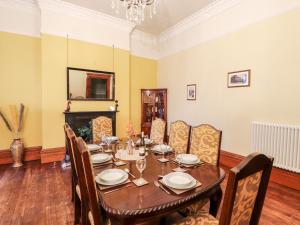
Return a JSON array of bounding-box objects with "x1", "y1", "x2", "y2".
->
[
  {"x1": 40, "y1": 147, "x2": 66, "y2": 164},
  {"x1": 0, "y1": 146, "x2": 41, "y2": 165},
  {"x1": 220, "y1": 150, "x2": 300, "y2": 191}
]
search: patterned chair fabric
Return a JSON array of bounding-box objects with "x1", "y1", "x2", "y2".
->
[
  {"x1": 175, "y1": 210, "x2": 219, "y2": 225},
  {"x1": 190, "y1": 124, "x2": 221, "y2": 166},
  {"x1": 150, "y1": 118, "x2": 166, "y2": 144},
  {"x1": 177, "y1": 171, "x2": 263, "y2": 225},
  {"x1": 92, "y1": 116, "x2": 113, "y2": 143},
  {"x1": 176, "y1": 153, "x2": 269, "y2": 225},
  {"x1": 230, "y1": 171, "x2": 263, "y2": 225},
  {"x1": 185, "y1": 199, "x2": 209, "y2": 216},
  {"x1": 168, "y1": 121, "x2": 190, "y2": 154},
  {"x1": 186, "y1": 124, "x2": 221, "y2": 215}
]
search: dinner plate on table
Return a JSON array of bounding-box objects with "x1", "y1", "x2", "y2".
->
[
  {"x1": 87, "y1": 144, "x2": 102, "y2": 151},
  {"x1": 176, "y1": 154, "x2": 200, "y2": 165},
  {"x1": 136, "y1": 138, "x2": 153, "y2": 145},
  {"x1": 91, "y1": 153, "x2": 112, "y2": 164},
  {"x1": 102, "y1": 136, "x2": 119, "y2": 143},
  {"x1": 96, "y1": 169, "x2": 128, "y2": 186},
  {"x1": 162, "y1": 172, "x2": 197, "y2": 190},
  {"x1": 152, "y1": 144, "x2": 172, "y2": 153}
]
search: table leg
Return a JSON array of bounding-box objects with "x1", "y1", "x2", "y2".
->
[
  {"x1": 110, "y1": 217, "x2": 136, "y2": 225},
  {"x1": 209, "y1": 185, "x2": 223, "y2": 217}
]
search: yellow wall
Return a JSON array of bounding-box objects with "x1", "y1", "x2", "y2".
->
[
  {"x1": 0, "y1": 32, "x2": 157, "y2": 150},
  {"x1": 158, "y1": 8, "x2": 300, "y2": 156},
  {"x1": 130, "y1": 55, "x2": 157, "y2": 132},
  {"x1": 0, "y1": 32, "x2": 42, "y2": 149}
]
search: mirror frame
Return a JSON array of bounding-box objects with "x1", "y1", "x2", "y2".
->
[{"x1": 67, "y1": 67, "x2": 115, "y2": 101}]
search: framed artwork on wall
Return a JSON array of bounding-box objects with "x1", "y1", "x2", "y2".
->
[
  {"x1": 187, "y1": 84, "x2": 196, "y2": 100},
  {"x1": 228, "y1": 69, "x2": 251, "y2": 88}
]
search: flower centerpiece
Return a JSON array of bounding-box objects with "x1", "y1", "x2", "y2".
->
[
  {"x1": 126, "y1": 123, "x2": 136, "y2": 155},
  {"x1": 0, "y1": 104, "x2": 25, "y2": 167}
]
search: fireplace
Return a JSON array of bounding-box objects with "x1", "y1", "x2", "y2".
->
[{"x1": 64, "y1": 111, "x2": 117, "y2": 143}]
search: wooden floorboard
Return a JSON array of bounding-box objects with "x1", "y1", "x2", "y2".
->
[{"x1": 0, "y1": 161, "x2": 299, "y2": 225}]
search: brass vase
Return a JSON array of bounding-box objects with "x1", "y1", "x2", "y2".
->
[{"x1": 10, "y1": 138, "x2": 24, "y2": 167}]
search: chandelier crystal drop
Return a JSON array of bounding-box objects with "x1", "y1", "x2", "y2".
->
[{"x1": 111, "y1": 0, "x2": 158, "y2": 24}]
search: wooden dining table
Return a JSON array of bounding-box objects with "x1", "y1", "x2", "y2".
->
[{"x1": 93, "y1": 147, "x2": 225, "y2": 225}]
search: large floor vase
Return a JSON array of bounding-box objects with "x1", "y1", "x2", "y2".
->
[{"x1": 10, "y1": 139, "x2": 24, "y2": 167}]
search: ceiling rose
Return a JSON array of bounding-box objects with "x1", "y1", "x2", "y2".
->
[{"x1": 111, "y1": 0, "x2": 158, "y2": 24}]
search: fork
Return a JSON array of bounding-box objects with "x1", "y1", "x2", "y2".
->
[{"x1": 154, "y1": 181, "x2": 171, "y2": 195}]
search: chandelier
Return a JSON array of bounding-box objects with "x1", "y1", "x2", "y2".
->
[{"x1": 111, "y1": 0, "x2": 158, "y2": 24}]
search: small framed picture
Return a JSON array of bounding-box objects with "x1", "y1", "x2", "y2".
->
[
  {"x1": 228, "y1": 70, "x2": 251, "y2": 88},
  {"x1": 187, "y1": 84, "x2": 196, "y2": 100}
]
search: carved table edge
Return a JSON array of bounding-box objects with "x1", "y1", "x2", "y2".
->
[{"x1": 101, "y1": 168, "x2": 226, "y2": 217}]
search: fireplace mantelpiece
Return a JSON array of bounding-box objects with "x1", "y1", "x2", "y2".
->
[{"x1": 64, "y1": 111, "x2": 117, "y2": 140}]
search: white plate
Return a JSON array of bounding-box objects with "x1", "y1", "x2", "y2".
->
[
  {"x1": 102, "y1": 136, "x2": 119, "y2": 142},
  {"x1": 87, "y1": 144, "x2": 101, "y2": 151},
  {"x1": 96, "y1": 169, "x2": 128, "y2": 186},
  {"x1": 176, "y1": 154, "x2": 200, "y2": 165},
  {"x1": 91, "y1": 153, "x2": 112, "y2": 164},
  {"x1": 162, "y1": 172, "x2": 197, "y2": 190},
  {"x1": 152, "y1": 144, "x2": 172, "y2": 153},
  {"x1": 136, "y1": 138, "x2": 153, "y2": 145}
]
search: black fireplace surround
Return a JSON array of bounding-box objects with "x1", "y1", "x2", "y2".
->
[{"x1": 64, "y1": 111, "x2": 117, "y2": 143}]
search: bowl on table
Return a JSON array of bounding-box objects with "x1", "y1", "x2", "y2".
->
[
  {"x1": 91, "y1": 153, "x2": 112, "y2": 164},
  {"x1": 176, "y1": 154, "x2": 200, "y2": 165},
  {"x1": 162, "y1": 172, "x2": 197, "y2": 189},
  {"x1": 95, "y1": 169, "x2": 128, "y2": 186}
]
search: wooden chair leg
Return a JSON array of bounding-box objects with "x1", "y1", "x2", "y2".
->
[
  {"x1": 74, "y1": 193, "x2": 81, "y2": 225},
  {"x1": 80, "y1": 200, "x2": 89, "y2": 225},
  {"x1": 71, "y1": 176, "x2": 75, "y2": 202}
]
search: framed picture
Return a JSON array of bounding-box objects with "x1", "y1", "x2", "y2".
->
[
  {"x1": 227, "y1": 70, "x2": 251, "y2": 88},
  {"x1": 187, "y1": 84, "x2": 196, "y2": 100}
]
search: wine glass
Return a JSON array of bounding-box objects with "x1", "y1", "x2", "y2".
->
[
  {"x1": 174, "y1": 150, "x2": 183, "y2": 172},
  {"x1": 160, "y1": 144, "x2": 166, "y2": 161},
  {"x1": 106, "y1": 137, "x2": 112, "y2": 151},
  {"x1": 136, "y1": 157, "x2": 146, "y2": 185}
]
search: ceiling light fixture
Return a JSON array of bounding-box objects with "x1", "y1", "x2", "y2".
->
[{"x1": 111, "y1": 0, "x2": 158, "y2": 24}]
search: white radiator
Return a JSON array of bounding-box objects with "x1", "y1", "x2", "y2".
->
[{"x1": 251, "y1": 122, "x2": 300, "y2": 173}]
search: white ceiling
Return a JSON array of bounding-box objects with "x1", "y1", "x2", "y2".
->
[{"x1": 63, "y1": 0, "x2": 216, "y2": 34}]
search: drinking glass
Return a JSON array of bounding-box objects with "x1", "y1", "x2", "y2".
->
[
  {"x1": 136, "y1": 157, "x2": 146, "y2": 185},
  {"x1": 106, "y1": 137, "x2": 112, "y2": 151},
  {"x1": 174, "y1": 150, "x2": 183, "y2": 171},
  {"x1": 160, "y1": 144, "x2": 166, "y2": 160}
]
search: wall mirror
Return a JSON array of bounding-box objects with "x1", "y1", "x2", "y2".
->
[{"x1": 67, "y1": 67, "x2": 115, "y2": 101}]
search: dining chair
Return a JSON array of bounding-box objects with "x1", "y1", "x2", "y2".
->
[
  {"x1": 92, "y1": 116, "x2": 113, "y2": 143},
  {"x1": 69, "y1": 132, "x2": 90, "y2": 225},
  {"x1": 185, "y1": 124, "x2": 222, "y2": 215},
  {"x1": 174, "y1": 152, "x2": 274, "y2": 225},
  {"x1": 77, "y1": 137, "x2": 110, "y2": 225},
  {"x1": 64, "y1": 124, "x2": 82, "y2": 225},
  {"x1": 189, "y1": 124, "x2": 222, "y2": 166},
  {"x1": 64, "y1": 124, "x2": 75, "y2": 201},
  {"x1": 150, "y1": 118, "x2": 166, "y2": 144},
  {"x1": 168, "y1": 120, "x2": 191, "y2": 154}
]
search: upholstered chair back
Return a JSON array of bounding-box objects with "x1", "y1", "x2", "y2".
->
[
  {"x1": 168, "y1": 120, "x2": 190, "y2": 154},
  {"x1": 92, "y1": 116, "x2": 113, "y2": 143},
  {"x1": 190, "y1": 124, "x2": 222, "y2": 166},
  {"x1": 150, "y1": 118, "x2": 166, "y2": 144},
  {"x1": 219, "y1": 153, "x2": 274, "y2": 225}
]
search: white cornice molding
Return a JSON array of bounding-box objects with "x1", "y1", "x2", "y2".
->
[
  {"x1": 0, "y1": 0, "x2": 40, "y2": 37},
  {"x1": 131, "y1": 30, "x2": 159, "y2": 60},
  {"x1": 37, "y1": 0, "x2": 135, "y2": 33},
  {"x1": 158, "y1": 0, "x2": 300, "y2": 58},
  {"x1": 159, "y1": 0, "x2": 241, "y2": 43},
  {"x1": 0, "y1": 0, "x2": 39, "y2": 14}
]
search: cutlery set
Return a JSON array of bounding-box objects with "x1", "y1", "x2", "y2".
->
[{"x1": 154, "y1": 180, "x2": 171, "y2": 195}]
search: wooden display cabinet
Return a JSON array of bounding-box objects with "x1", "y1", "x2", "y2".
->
[{"x1": 141, "y1": 89, "x2": 167, "y2": 136}]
